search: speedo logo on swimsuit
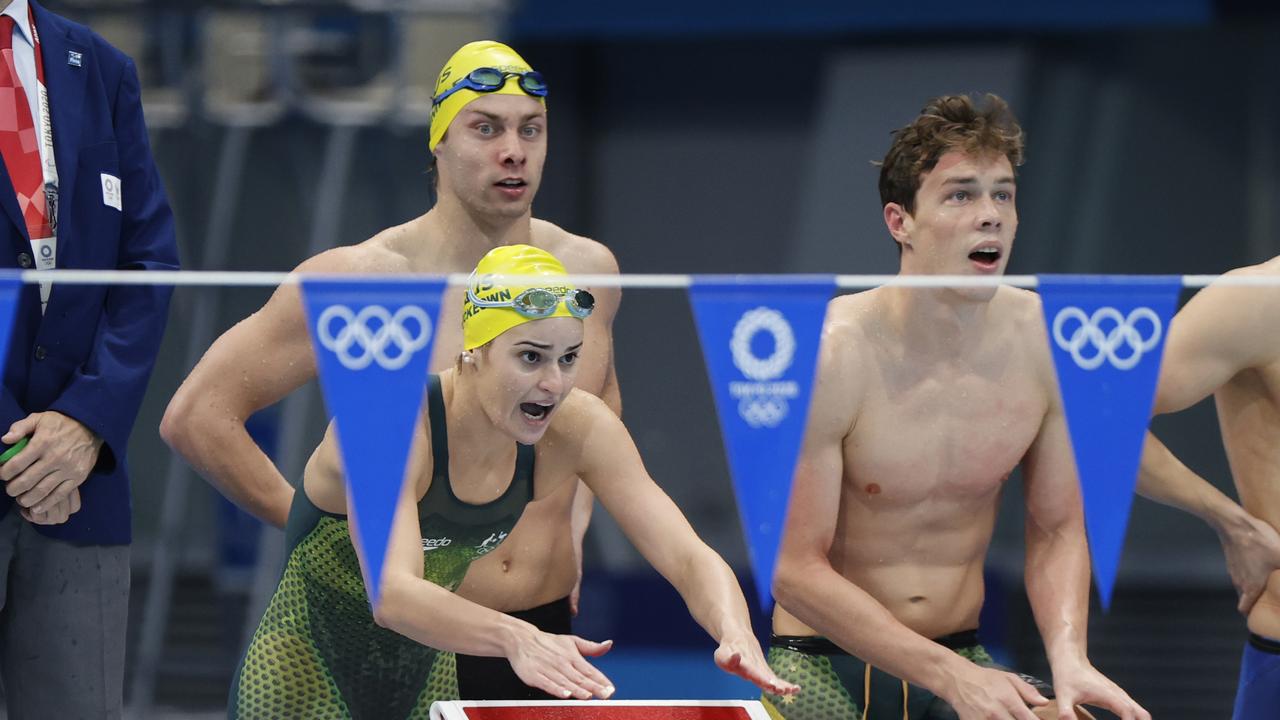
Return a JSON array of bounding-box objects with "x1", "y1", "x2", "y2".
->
[{"x1": 421, "y1": 537, "x2": 453, "y2": 551}]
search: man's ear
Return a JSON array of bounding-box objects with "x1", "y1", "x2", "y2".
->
[{"x1": 884, "y1": 202, "x2": 913, "y2": 251}]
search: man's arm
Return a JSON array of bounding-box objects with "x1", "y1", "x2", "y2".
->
[
  {"x1": 1020, "y1": 401, "x2": 1090, "y2": 666},
  {"x1": 1022, "y1": 325, "x2": 1148, "y2": 720},
  {"x1": 1154, "y1": 272, "x2": 1278, "y2": 415},
  {"x1": 1138, "y1": 433, "x2": 1280, "y2": 614},
  {"x1": 159, "y1": 247, "x2": 380, "y2": 528}
]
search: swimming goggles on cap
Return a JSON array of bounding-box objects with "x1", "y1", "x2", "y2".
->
[
  {"x1": 433, "y1": 68, "x2": 549, "y2": 106},
  {"x1": 467, "y1": 284, "x2": 595, "y2": 319}
]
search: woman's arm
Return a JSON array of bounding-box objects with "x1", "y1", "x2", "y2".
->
[{"x1": 569, "y1": 393, "x2": 796, "y2": 695}]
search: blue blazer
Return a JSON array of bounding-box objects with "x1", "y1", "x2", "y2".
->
[{"x1": 0, "y1": 2, "x2": 179, "y2": 545}]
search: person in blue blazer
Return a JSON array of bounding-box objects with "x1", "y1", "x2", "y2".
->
[{"x1": 0, "y1": 1, "x2": 178, "y2": 717}]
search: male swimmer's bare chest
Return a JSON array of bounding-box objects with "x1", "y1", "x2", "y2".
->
[{"x1": 844, "y1": 356, "x2": 1045, "y2": 510}]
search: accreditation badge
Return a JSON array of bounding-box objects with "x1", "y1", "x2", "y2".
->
[{"x1": 30, "y1": 235, "x2": 55, "y2": 311}]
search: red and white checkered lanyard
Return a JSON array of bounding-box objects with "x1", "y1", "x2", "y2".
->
[
  {"x1": 0, "y1": 7, "x2": 59, "y2": 311},
  {"x1": 28, "y1": 8, "x2": 58, "y2": 311}
]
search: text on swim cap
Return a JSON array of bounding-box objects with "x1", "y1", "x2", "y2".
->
[{"x1": 463, "y1": 288, "x2": 513, "y2": 321}]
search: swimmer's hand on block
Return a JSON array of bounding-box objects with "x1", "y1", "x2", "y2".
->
[
  {"x1": 505, "y1": 630, "x2": 616, "y2": 700},
  {"x1": 716, "y1": 637, "x2": 800, "y2": 697}
]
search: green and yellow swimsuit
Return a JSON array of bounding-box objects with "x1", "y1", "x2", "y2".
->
[{"x1": 231, "y1": 375, "x2": 533, "y2": 719}]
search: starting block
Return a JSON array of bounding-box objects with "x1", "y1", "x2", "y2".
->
[{"x1": 429, "y1": 700, "x2": 772, "y2": 719}]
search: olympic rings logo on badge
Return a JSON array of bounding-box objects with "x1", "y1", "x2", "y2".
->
[
  {"x1": 1052, "y1": 305, "x2": 1162, "y2": 371},
  {"x1": 316, "y1": 304, "x2": 433, "y2": 371},
  {"x1": 730, "y1": 307, "x2": 796, "y2": 381}
]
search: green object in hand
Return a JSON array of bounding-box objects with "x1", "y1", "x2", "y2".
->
[{"x1": 0, "y1": 437, "x2": 28, "y2": 464}]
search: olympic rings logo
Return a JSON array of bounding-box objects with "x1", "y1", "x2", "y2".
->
[
  {"x1": 316, "y1": 304, "x2": 433, "y2": 371},
  {"x1": 1051, "y1": 305, "x2": 1162, "y2": 371},
  {"x1": 738, "y1": 397, "x2": 789, "y2": 428},
  {"x1": 730, "y1": 307, "x2": 796, "y2": 381}
]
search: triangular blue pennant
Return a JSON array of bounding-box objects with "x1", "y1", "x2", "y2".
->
[
  {"x1": 1037, "y1": 275, "x2": 1180, "y2": 610},
  {"x1": 688, "y1": 276, "x2": 835, "y2": 612},
  {"x1": 300, "y1": 277, "x2": 446, "y2": 606},
  {"x1": 0, "y1": 272, "x2": 20, "y2": 372}
]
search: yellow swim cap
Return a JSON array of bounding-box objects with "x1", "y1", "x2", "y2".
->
[
  {"x1": 430, "y1": 41, "x2": 546, "y2": 152},
  {"x1": 462, "y1": 245, "x2": 591, "y2": 350}
]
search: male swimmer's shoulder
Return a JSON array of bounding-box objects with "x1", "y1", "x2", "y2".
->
[
  {"x1": 1181, "y1": 261, "x2": 1280, "y2": 349},
  {"x1": 530, "y1": 219, "x2": 619, "y2": 275},
  {"x1": 362, "y1": 218, "x2": 432, "y2": 268},
  {"x1": 1220, "y1": 259, "x2": 1280, "y2": 306},
  {"x1": 297, "y1": 239, "x2": 413, "y2": 276},
  {"x1": 1218, "y1": 261, "x2": 1280, "y2": 364},
  {"x1": 1235, "y1": 255, "x2": 1280, "y2": 275},
  {"x1": 992, "y1": 286, "x2": 1044, "y2": 329},
  {"x1": 995, "y1": 288, "x2": 1062, "y2": 393},
  {"x1": 816, "y1": 294, "x2": 877, "y2": 374},
  {"x1": 825, "y1": 292, "x2": 879, "y2": 338},
  {"x1": 994, "y1": 283, "x2": 1038, "y2": 307}
]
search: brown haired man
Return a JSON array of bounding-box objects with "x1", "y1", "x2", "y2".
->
[{"x1": 760, "y1": 95, "x2": 1149, "y2": 720}]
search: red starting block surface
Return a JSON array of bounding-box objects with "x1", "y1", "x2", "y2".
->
[{"x1": 429, "y1": 700, "x2": 772, "y2": 720}]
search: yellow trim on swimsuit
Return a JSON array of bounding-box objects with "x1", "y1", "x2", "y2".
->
[{"x1": 860, "y1": 664, "x2": 909, "y2": 720}]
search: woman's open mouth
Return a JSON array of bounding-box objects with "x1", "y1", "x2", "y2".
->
[{"x1": 520, "y1": 402, "x2": 553, "y2": 421}]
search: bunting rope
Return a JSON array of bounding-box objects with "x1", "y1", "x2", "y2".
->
[{"x1": 7, "y1": 269, "x2": 1280, "y2": 289}]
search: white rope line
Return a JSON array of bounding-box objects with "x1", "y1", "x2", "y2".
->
[{"x1": 8, "y1": 269, "x2": 1280, "y2": 289}]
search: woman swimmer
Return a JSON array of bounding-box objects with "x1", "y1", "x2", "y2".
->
[{"x1": 229, "y1": 245, "x2": 798, "y2": 719}]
